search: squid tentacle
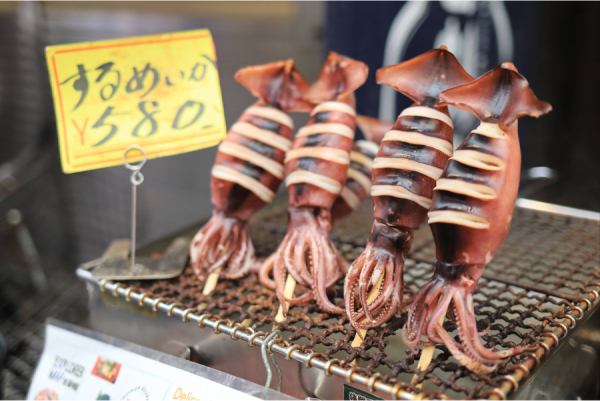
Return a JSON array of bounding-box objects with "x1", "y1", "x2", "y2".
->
[
  {"x1": 354, "y1": 280, "x2": 401, "y2": 330},
  {"x1": 464, "y1": 293, "x2": 536, "y2": 360},
  {"x1": 357, "y1": 255, "x2": 381, "y2": 321},
  {"x1": 435, "y1": 323, "x2": 497, "y2": 374},
  {"x1": 206, "y1": 223, "x2": 239, "y2": 274},
  {"x1": 191, "y1": 217, "x2": 220, "y2": 274},
  {"x1": 360, "y1": 254, "x2": 395, "y2": 322},
  {"x1": 359, "y1": 256, "x2": 399, "y2": 326},
  {"x1": 345, "y1": 249, "x2": 391, "y2": 333},
  {"x1": 258, "y1": 254, "x2": 277, "y2": 290},
  {"x1": 464, "y1": 293, "x2": 493, "y2": 337},
  {"x1": 313, "y1": 235, "x2": 344, "y2": 314},
  {"x1": 403, "y1": 279, "x2": 437, "y2": 348},
  {"x1": 267, "y1": 207, "x2": 345, "y2": 316},
  {"x1": 424, "y1": 287, "x2": 455, "y2": 342},
  {"x1": 405, "y1": 278, "x2": 445, "y2": 345},
  {"x1": 274, "y1": 241, "x2": 290, "y2": 315},
  {"x1": 407, "y1": 267, "x2": 535, "y2": 374},
  {"x1": 222, "y1": 227, "x2": 255, "y2": 279},
  {"x1": 453, "y1": 292, "x2": 503, "y2": 366},
  {"x1": 344, "y1": 253, "x2": 364, "y2": 331},
  {"x1": 347, "y1": 222, "x2": 411, "y2": 333},
  {"x1": 274, "y1": 231, "x2": 316, "y2": 313},
  {"x1": 191, "y1": 211, "x2": 257, "y2": 279},
  {"x1": 283, "y1": 290, "x2": 314, "y2": 306},
  {"x1": 291, "y1": 231, "x2": 311, "y2": 285}
]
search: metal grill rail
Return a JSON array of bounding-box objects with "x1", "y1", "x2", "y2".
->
[{"x1": 77, "y1": 199, "x2": 600, "y2": 400}]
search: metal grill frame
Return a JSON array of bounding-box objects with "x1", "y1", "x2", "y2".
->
[{"x1": 76, "y1": 199, "x2": 600, "y2": 400}]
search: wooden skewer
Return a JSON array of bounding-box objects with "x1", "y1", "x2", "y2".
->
[
  {"x1": 350, "y1": 272, "x2": 386, "y2": 365},
  {"x1": 411, "y1": 299, "x2": 447, "y2": 388},
  {"x1": 198, "y1": 266, "x2": 222, "y2": 310},
  {"x1": 197, "y1": 238, "x2": 230, "y2": 309},
  {"x1": 203, "y1": 266, "x2": 222, "y2": 295},
  {"x1": 274, "y1": 274, "x2": 297, "y2": 327}
]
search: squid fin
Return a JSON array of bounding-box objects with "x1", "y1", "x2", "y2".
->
[
  {"x1": 305, "y1": 52, "x2": 369, "y2": 103},
  {"x1": 438, "y1": 62, "x2": 552, "y2": 126},
  {"x1": 355, "y1": 115, "x2": 394, "y2": 144},
  {"x1": 376, "y1": 45, "x2": 473, "y2": 103},
  {"x1": 234, "y1": 59, "x2": 314, "y2": 112}
]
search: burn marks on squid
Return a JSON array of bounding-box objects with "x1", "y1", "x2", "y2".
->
[
  {"x1": 226, "y1": 184, "x2": 252, "y2": 211},
  {"x1": 213, "y1": 105, "x2": 292, "y2": 210},
  {"x1": 349, "y1": 160, "x2": 370, "y2": 177},
  {"x1": 372, "y1": 168, "x2": 435, "y2": 198},
  {"x1": 371, "y1": 105, "x2": 456, "y2": 228},
  {"x1": 443, "y1": 160, "x2": 490, "y2": 185},
  {"x1": 395, "y1": 115, "x2": 453, "y2": 142},
  {"x1": 287, "y1": 156, "x2": 348, "y2": 179},
  {"x1": 285, "y1": 100, "x2": 357, "y2": 210},
  {"x1": 372, "y1": 195, "x2": 429, "y2": 230},
  {"x1": 301, "y1": 133, "x2": 327, "y2": 147},
  {"x1": 240, "y1": 114, "x2": 283, "y2": 134},
  {"x1": 428, "y1": 128, "x2": 507, "y2": 227},
  {"x1": 312, "y1": 112, "x2": 330, "y2": 123},
  {"x1": 431, "y1": 189, "x2": 487, "y2": 217},
  {"x1": 217, "y1": 155, "x2": 265, "y2": 182},
  {"x1": 458, "y1": 133, "x2": 502, "y2": 158},
  {"x1": 378, "y1": 140, "x2": 448, "y2": 170},
  {"x1": 228, "y1": 133, "x2": 278, "y2": 159}
]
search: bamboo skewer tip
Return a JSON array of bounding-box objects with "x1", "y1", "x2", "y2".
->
[
  {"x1": 350, "y1": 272, "x2": 386, "y2": 364},
  {"x1": 411, "y1": 303, "x2": 447, "y2": 388},
  {"x1": 274, "y1": 274, "x2": 297, "y2": 325},
  {"x1": 198, "y1": 266, "x2": 223, "y2": 311}
]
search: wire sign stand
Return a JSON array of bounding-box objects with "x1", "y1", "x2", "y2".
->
[
  {"x1": 84, "y1": 145, "x2": 190, "y2": 281},
  {"x1": 123, "y1": 145, "x2": 147, "y2": 276}
]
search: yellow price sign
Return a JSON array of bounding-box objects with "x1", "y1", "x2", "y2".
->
[{"x1": 46, "y1": 29, "x2": 226, "y2": 173}]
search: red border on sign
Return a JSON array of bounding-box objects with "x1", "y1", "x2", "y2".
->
[{"x1": 51, "y1": 33, "x2": 214, "y2": 170}]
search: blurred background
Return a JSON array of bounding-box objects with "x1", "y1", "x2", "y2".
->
[{"x1": 0, "y1": 1, "x2": 598, "y2": 398}]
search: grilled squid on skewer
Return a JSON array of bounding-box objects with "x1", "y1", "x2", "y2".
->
[
  {"x1": 190, "y1": 60, "x2": 312, "y2": 281},
  {"x1": 344, "y1": 47, "x2": 473, "y2": 335},
  {"x1": 403, "y1": 63, "x2": 551, "y2": 373},
  {"x1": 259, "y1": 116, "x2": 392, "y2": 290},
  {"x1": 264, "y1": 52, "x2": 368, "y2": 315}
]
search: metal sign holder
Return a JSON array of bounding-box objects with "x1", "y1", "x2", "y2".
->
[{"x1": 86, "y1": 145, "x2": 189, "y2": 281}]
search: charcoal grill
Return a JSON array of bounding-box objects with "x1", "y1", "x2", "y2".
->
[{"x1": 76, "y1": 197, "x2": 600, "y2": 400}]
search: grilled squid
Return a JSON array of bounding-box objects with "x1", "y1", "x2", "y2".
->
[
  {"x1": 190, "y1": 60, "x2": 312, "y2": 280},
  {"x1": 265, "y1": 52, "x2": 368, "y2": 315},
  {"x1": 259, "y1": 116, "x2": 391, "y2": 289},
  {"x1": 345, "y1": 47, "x2": 473, "y2": 334},
  {"x1": 403, "y1": 63, "x2": 552, "y2": 373}
]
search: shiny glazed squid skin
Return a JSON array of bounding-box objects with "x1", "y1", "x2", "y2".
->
[
  {"x1": 403, "y1": 63, "x2": 552, "y2": 373},
  {"x1": 190, "y1": 60, "x2": 312, "y2": 280},
  {"x1": 264, "y1": 52, "x2": 368, "y2": 315},
  {"x1": 344, "y1": 47, "x2": 473, "y2": 334},
  {"x1": 330, "y1": 116, "x2": 392, "y2": 223},
  {"x1": 259, "y1": 117, "x2": 391, "y2": 289}
]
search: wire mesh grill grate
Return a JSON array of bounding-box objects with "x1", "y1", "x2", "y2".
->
[{"x1": 118, "y1": 201, "x2": 599, "y2": 399}]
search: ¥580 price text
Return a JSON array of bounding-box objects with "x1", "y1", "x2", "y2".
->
[{"x1": 60, "y1": 55, "x2": 217, "y2": 147}]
